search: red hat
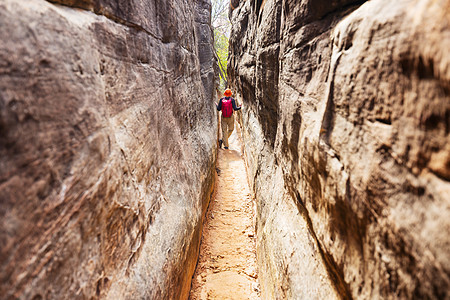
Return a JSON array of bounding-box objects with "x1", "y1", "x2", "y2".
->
[{"x1": 224, "y1": 89, "x2": 232, "y2": 97}]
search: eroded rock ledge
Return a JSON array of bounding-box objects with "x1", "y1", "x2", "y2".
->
[
  {"x1": 0, "y1": 0, "x2": 217, "y2": 299},
  {"x1": 229, "y1": 0, "x2": 450, "y2": 299}
]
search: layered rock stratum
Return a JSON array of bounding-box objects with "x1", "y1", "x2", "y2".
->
[
  {"x1": 0, "y1": 0, "x2": 217, "y2": 299},
  {"x1": 229, "y1": 0, "x2": 450, "y2": 299}
]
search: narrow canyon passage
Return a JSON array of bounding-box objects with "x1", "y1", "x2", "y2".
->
[{"x1": 189, "y1": 123, "x2": 260, "y2": 299}]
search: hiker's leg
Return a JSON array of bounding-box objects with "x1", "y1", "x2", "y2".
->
[
  {"x1": 227, "y1": 116, "x2": 235, "y2": 139},
  {"x1": 219, "y1": 115, "x2": 223, "y2": 140},
  {"x1": 221, "y1": 117, "x2": 229, "y2": 148},
  {"x1": 218, "y1": 115, "x2": 223, "y2": 148}
]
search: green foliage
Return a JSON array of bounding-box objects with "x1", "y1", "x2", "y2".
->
[
  {"x1": 211, "y1": 0, "x2": 231, "y2": 91},
  {"x1": 214, "y1": 29, "x2": 229, "y2": 91}
]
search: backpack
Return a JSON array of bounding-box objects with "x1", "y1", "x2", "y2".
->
[{"x1": 221, "y1": 97, "x2": 233, "y2": 118}]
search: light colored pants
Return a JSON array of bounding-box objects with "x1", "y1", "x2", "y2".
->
[{"x1": 221, "y1": 115, "x2": 234, "y2": 148}]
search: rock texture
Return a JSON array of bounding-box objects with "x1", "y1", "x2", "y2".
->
[
  {"x1": 228, "y1": 0, "x2": 450, "y2": 299},
  {"x1": 0, "y1": 0, "x2": 216, "y2": 299}
]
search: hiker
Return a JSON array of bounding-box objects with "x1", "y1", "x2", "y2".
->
[{"x1": 216, "y1": 89, "x2": 241, "y2": 149}]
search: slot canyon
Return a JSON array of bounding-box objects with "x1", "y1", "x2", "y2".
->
[{"x1": 0, "y1": 0, "x2": 449, "y2": 299}]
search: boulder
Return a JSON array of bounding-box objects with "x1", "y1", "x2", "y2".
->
[
  {"x1": 229, "y1": 0, "x2": 450, "y2": 298},
  {"x1": 0, "y1": 0, "x2": 216, "y2": 299}
]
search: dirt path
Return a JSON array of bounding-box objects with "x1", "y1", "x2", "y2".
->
[{"x1": 189, "y1": 123, "x2": 260, "y2": 299}]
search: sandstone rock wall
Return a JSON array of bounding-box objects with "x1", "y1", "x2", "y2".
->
[
  {"x1": 0, "y1": 0, "x2": 217, "y2": 299},
  {"x1": 229, "y1": 0, "x2": 450, "y2": 298}
]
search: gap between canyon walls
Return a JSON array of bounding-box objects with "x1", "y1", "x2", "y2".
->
[
  {"x1": 189, "y1": 125, "x2": 260, "y2": 299},
  {"x1": 0, "y1": 0, "x2": 218, "y2": 299},
  {"x1": 228, "y1": 0, "x2": 450, "y2": 299}
]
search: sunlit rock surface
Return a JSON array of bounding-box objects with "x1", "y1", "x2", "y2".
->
[
  {"x1": 0, "y1": 0, "x2": 216, "y2": 299},
  {"x1": 229, "y1": 0, "x2": 450, "y2": 298}
]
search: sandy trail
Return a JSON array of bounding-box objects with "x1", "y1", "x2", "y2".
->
[{"x1": 189, "y1": 123, "x2": 260, "y2": 299}]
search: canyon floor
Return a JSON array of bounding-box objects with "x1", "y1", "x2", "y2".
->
[{"x1": 189, "y1": 123, "x2": 260, "y2": 299}]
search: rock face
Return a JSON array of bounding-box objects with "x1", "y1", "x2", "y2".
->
[
  {"x1": 229, "y1": 0, "x2": 450, "y2": 299},
  {"x1": 0, "y1": 0, "x2": 216, "y2": 299}
]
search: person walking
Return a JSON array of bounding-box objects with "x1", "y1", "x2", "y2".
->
[{"x1": 216, "y1": 89, "x2": 241, "y2": 149}]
